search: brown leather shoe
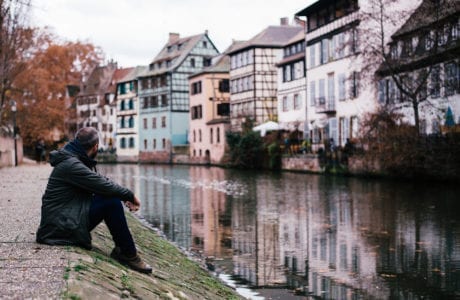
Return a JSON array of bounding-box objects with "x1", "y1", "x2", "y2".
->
[{"x1": 110, "y1": 247, "x2": 152, "y2": 274}]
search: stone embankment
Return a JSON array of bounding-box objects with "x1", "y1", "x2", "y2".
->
[{"x1": 0, "y1": 163, "x2": 241, "y2": 299}]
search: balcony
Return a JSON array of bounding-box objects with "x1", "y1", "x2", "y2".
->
[{"x1": 315, "y1": 96, "x2": 336, "y2": 114}]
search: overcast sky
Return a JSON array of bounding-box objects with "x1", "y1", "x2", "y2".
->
[{"x1": 31, "y1": 0, "x2": 314, "y2": 68}]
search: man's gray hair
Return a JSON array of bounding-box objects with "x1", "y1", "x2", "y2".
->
[{"x1": 75, "y1": 127, "x2": 99, "y2": 150}]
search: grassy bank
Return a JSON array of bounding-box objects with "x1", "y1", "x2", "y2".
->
[{"x1": 61, "y1": 213, "x2": 241, "y2": 299}]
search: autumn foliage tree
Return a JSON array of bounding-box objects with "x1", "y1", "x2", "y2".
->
[
  {"x1": 14, "y1": 30, "x2": 103, "y2": 147},
  {"x1": 0, "y1": 0, "x2": 34, "y2": 126}
]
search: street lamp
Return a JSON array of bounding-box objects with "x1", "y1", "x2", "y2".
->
[{"x1": 10, "y1": 100, "x2": 17, "y2": 167}]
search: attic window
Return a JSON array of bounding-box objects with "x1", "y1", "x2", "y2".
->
[
  {"x1": 177, "y1": 43, "x2": 182, "y2": 50},
  {"x1": 149, "y1": 63, "x2": 154, "y2": 71},
  {"x1": 167, "y1": 46, "x2": 172, "y2": 53},
  {"x1": 203, "y1": 41, "x2": 207, "y2": 48}
]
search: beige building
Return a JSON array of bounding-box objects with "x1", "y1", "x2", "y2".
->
[{"x1": 188, "y1": 48, "x2": 236, "y2": 164}]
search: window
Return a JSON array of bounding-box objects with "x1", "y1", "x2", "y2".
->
[
  {"x1": 121, "y1": 117, "x2": 125, "y2": 128},
  {"x1": 199, "y1": 129, "x2": 202, "y2": 142},
  {"x1": 338, "y1": 73, "x2": 346, "y2": 101},
  {"x1": 321, "y1": 39, "x2": 329, "y2": 64},
  {"x1": 128, "y1": 99, "x2": 134, "y2": 110},
  {"x1": 129, "y1": 137, "x2": 134, "y2": 148},
  {"x1": 282, "y1": 96, "x2": 289, "y2": 112},
  {"x1": 327, "y1": 73, "x2": 335, "y2": 103},
  {"x1": 191, "y1": 81, "x2": 202, "y2": 94},
  {"x1": 161, "y1": 116, "x2": 166, "y2": 128},
  {"x1": 161, "y1": 95, "x2": 168, "y2": 107},
  {"x1": 144, "y1": 139, "x2": 147, "y2": 150},
  {"x1": 293, "y1": 94, "x2": 300, "y2": 110},
  {"x1": 143, "y1": 118, "x2": 147, "y2": 129},
  {"x1": 430, "y1": 65, "x2": 441, "y2": 98},
  {"x1": 310, "y1": 81, "x2": 316, "y2": 106},
  {"x1": 190, "y1": 58, "x2": 195, "y2": 68},
  {"x1": 203, "y1": 41, "x2": 207, "y2": 48},
  {"x1": 153, "y1": 139, "x2": 157, "y2": 149},
  {"x1": 219, "y1": 79, "x2": 229, "y2": 92},
  {"x1": 217, "y1": 127, "x2": 220, "y2": 143},
  {"x1": 152, "y1": 117, "x2": 156, "y2": 129},
  {"x1": 191, "y1": 105, "x2": 203, "y2": 119},
  {"x1": 120, "y1": 138, "x2": 126, "y2": 149},
  {"x1": 350, "y1": 72, "x2": 360, "y2": 98},
  {"x1": 445, "y1": 62, "x2": 459, "y2": 96},
  {"x1": 309, "y1": 44, "x2": 316, "y2": 68},
  {"x1": 128, "y1": 116, "x2": 134, "y2": 128},
  {"x1": 203, "y1": 58, "x2": 212, "y2": 66},
  {"x1": 319, "y1": 79, "x2": 326, "y2": 104},
  {"x1": 284, "y1": 65, "x2": 291, "y2": 82},
  {"x1": 120, "y1": 100, "x2": 125, "y2": 111},
  {"x1": 210, "y1": 128, "x2": 213, "y2": 144}
]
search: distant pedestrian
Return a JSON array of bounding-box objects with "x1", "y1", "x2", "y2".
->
[{"x1": 35, "y1": 139, "x2": 46, "y2": 163}]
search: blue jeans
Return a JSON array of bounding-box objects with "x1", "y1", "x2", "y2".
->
[{"x1": 88, "y1": 195, "x2": 136, "y2": 256}]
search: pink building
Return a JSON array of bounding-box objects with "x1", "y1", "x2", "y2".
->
[{"x1": 188, "y1": 44, "x2": 241, "y2": 164}]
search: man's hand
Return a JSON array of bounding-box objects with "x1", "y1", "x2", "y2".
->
[{"x1": 125, "y1": 195, "x2": 140, "y2": 212}]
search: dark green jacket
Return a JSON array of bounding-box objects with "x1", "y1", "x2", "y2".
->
[{"x1": 36, "y1": 148, "x2": 134, "y2": 249}]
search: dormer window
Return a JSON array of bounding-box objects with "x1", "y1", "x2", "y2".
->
[
  {"x1": 178, "y1": 43, "x2": 182, "y2": 50},
  {"x1": 149, "y1": 63, "x2": 155, "y2": 71},
  {"x1": 167, "y1": 46, "x2": 172, "y2": 53}
]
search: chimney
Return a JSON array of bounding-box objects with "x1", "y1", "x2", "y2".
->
[
  {"x1": 280, "y1": 17, "x2": 289, "y2": 26},
  {"x1": 169, "y1": 32, "x2": 180, "y2": 43}
]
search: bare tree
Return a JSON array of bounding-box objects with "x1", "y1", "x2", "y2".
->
[
  {"x1": 357, "y1": 0, "x2": 459, "y2": 134},
  {"x1": 0, "y1": 0, "x2": 33, "y2": 126}
]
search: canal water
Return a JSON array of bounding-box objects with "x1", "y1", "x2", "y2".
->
[{"x1": 98, "y1": 164, "x2": 459, "y2": 299}]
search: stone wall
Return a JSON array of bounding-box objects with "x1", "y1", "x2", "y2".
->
[
  {"x1": 0, "y1": 136, "x2": 23, "y2": 167},
  {"x1": 281, "y1": 154, "x2": 324, "y2": 173},
  {"x1": 139, "y1": 151, "x2": 171, "y2": 164}
]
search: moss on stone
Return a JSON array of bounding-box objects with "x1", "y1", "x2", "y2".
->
[{"x1": 61, "y1": 213, "x2": 242, "y2": 299}]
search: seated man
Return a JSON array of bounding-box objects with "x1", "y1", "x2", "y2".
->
[{"x1": 36, "y1": 127, "x2": 152, "y2": 274}]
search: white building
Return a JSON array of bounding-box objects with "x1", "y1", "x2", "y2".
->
[
  {"x1": 296, "y1": 0, "x2": 421, "y2": 151},
  {"x1": 75, "y1": 62, "x2": 118, "y2": 151},
  {"x1": 276, "y1": 30, "x2": 307, "y2": 135},
  {"x1": 115, "y1": 66, "x2": 145, "y2": 161},
  {"x1": 377, "y1": 0, "x2": 460, "y2": 134}
]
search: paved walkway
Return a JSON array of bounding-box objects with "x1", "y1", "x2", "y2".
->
[{"x1": 0, "y1": 163, "x2": 67, "y2": 299}]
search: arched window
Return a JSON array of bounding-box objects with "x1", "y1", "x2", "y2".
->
[
  {"x1": 120, "y1": 100, "x2": 125, "y2": 111},
  {"x1": 210, "y1": 128, "x2": 213, "y2": 144},
  {"x1": 144, "y1": 139, "x2": 147, "y2": 149},
  {"x1": 199, "y1": 129, "x2": 202, "y2": 142},
  {"x1": 120, "y1": 137, "x2": 126, "y2": 149},
  {"x1": 121, "y1": 117, "x2": 125, "y2": 128},
  {"x1": 129, "y1": 137, "x2": 134, "y2": 148},
  {"x1": 217, "y1": 127, "x2": 220, "y2": 143},
  {"x1": 193, "y1": 130, "x2": 196, "y2": 143},
  {"x1": 128, "y1": 99, "x2": 134, "y2": 110},
  {"x1": 129, "y1": 116, "x2": 134, "y2": 128}
]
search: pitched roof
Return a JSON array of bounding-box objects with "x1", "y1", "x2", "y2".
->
[
  {"x1": 118, "y1": 66, "x2": 147, "y2": 83},
  {"x1": 189, "y1": 41, "x2": 246, "y2": 78},
  {"x1": 227, "y1": 25, "x2": 304, "y2": 54},
  {"x1": 140, "y1": 32, "x2": 217, "y2": 77},
  {"x1": 393, "y1": 0, "x2": 460, "y2": 38},
  {"x1": 79, "y1": 63, "x2": 117, "y2": 96},
  {"x1": 107, "y1": 67, "x2": 134, "y2": 94}
]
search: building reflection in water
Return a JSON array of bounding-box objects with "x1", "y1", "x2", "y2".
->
[{"x1": 97, "y1": 165, "x2": 459, "y2": 299}]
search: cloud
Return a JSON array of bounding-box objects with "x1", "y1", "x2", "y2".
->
[{"x1": 32, "y1": 0, "x2": 312, "y2": 67}]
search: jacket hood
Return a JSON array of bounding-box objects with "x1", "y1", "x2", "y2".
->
[{"x1": 49, "y1": 149, "x2": 75, "y2": 167}]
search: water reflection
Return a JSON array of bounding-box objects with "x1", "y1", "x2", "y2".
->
[{"x1": 98, "y1": 164, "x2": 459, "y2": 299}]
